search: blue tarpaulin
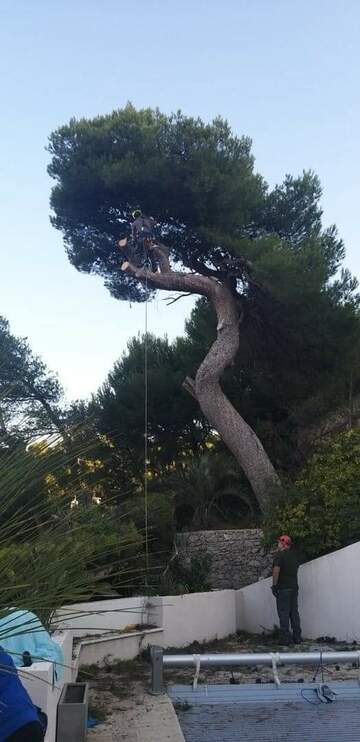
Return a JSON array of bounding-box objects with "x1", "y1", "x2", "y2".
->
[{"x1": 0, "y1": 610, "x2": 64, "y2": 678}]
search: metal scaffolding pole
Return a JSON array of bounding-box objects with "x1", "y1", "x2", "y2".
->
[
  {"x1": 163, "y1": 651, "x2": 360, "y2": 668},
  {"x1": 151, "y1": 648, "x2": 360, "y2": 693}
]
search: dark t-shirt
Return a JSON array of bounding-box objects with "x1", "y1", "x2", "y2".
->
[
  {"x1": 132, "y1": 216, "x2": 154, "y2": 237},
  {"x1": 273, "y1": 548, "x2": 299, "y2": 589}
]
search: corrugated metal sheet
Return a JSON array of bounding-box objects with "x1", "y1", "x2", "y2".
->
[{"x1": 169, "y1": 682, "x2": 360, "y2": 741}]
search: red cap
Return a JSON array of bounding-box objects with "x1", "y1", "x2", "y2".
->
[{"x1": 279, "y1": 535, "x2": 292, "y2": 546}]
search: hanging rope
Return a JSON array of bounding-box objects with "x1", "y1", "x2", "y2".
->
[{"x1": 144, "y1": 267, "x2": 150, "y2": 581}]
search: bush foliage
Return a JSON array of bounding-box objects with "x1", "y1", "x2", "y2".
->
[{"x1": 264, "y1": 429, "x2": 360, "y2": 558}]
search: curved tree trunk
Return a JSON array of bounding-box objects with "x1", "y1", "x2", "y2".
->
[
  {"x1": 121, "y1": 253, "x2": 281, "y2": 513},
  {"x1": 194, "y1": 283, "x2": 280, "y2": 513}
]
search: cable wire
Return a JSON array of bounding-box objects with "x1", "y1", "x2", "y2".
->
[{"x1": 144, "y1": 266, "x2": 149, "y2": 582}]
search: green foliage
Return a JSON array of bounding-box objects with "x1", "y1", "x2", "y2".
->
[
  {"x1": 130, "y1": 489, "x2": 175, "y2": 551},
  {"x1": 161, "y1": 452, "x2": 257, "y2": 530},
  {"x1": 263, "y1": 429, "x2": 360, "y2": 558},
  {"x1": 48, "y1": 106, "x2": 265, "y2": 300},
  {"x1": 48, "y1": 105, "x2": 360, "y2": 495},
  {"x1": 0, "y1": 405, "x2": 147, "y2": 630},
  {"x1": 92, "y1": 333, "x2": 207, "y2": 478},
  {"x1": 0, "y1": 315, "x2": 65, "y2": 439},
  {"x1": 159, "y1": 554, "x2": 213, "y2": 595},
  {"x1": 180, "y1": 293, "x2": 359, "y2": 471},
  {"x1": 48, "y1": 106, "x2": 355, "y2": 309}
]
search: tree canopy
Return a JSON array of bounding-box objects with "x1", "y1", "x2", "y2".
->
[
  {"x1": 48, "y1": 105, "x2": 349, "y2": 306},
  {"x1": 48, "y1": 105, "x2": 359, "y2": 509}
]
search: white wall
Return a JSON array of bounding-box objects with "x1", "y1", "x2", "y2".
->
[
  {"x1": 153, "y1": 590, "x2": 237, "y2": 648},
  {"x1": 54, "y1": 630, "x2": 74, "y2": 683},
  {"x1": 55, "y1": 596, "x2": 149, "y2": 637},
  {"x1": 21, "y1": 663, "x2": 58, "y2": 742},
  {"x1": 78, "y1": 628, "x2": 164, "y2": 666},
  {"x1": 56, "y1": 592, "x2": 236, "y2": 649},
  {"x1": 19, "y1": 630, "x2": 77, "y2": 742},
  {"x1": 236, "y1": 541, "x2": 360, "y2": 641},
  {"x1": 66, "y1": 591, "x2": 236, "y2": 656}
]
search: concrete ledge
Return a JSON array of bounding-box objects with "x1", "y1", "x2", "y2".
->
[{"x1": 77, "y1": 628, "x2": 164, "y2": 668}]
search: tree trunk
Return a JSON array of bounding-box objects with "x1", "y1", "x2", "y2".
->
[
  {"x1": 121, "y1": 256, "x2": 281, "y2": 512},
  {"x1": 23, "y1": 381, "x2": 71, "y2": 446},
  {"x1": 194, "y1": 283, "x2": 281, "y2": 513}
]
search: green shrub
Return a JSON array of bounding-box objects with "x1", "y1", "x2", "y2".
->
[
  {"x1": 263, "y1": 429, "x2": 360, "y2": 559},
  {"x1": 159, "y1": 554, "x2": 213, "y2": 595}
]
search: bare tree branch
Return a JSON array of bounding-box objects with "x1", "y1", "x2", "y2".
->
[{"x1": 165, "y1": 293, "x2": 193, "y2": 306}]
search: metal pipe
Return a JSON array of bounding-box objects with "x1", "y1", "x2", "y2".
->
[
  {"x1": 163, "y1": 651, "x2": 360, "y2": 668},
  {"x1": 151, "y1": 650, "x2": 360, "y2": 692}
]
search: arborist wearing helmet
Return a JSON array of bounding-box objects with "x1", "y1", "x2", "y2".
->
[
  {"x1": 118, "y1": 209, "x2": 157, "y2": 270},
  {"x1": 130, "y1": 209, "x2": 155, "y2": 246},
  {"x1": 271, "y1": 534, "x2": 302, "y2": 645}
]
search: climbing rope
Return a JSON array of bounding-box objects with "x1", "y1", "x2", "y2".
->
[{"x1": 144, "y1": 267, "x2": 150, "y2": 580}]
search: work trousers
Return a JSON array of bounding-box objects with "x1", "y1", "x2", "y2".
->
[{"x1": 276, "y1": 588, "x2": 301, "y2": 643}]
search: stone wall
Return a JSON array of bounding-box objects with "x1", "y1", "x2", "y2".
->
[{"x1": 176, "y1": 529, "x2": 273, "y2": 590}]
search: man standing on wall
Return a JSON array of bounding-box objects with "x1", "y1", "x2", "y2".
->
[{"x1": 271, "y1": 535, "x2": 302, "y2": 645}]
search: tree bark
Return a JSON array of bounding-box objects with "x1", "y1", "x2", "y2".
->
[
  {"x1": 194, "y1": 282, "x2": 281, "y2": 513},
  {"x1": 121, "y1": 254, "x2": 281, "y2": 512}
]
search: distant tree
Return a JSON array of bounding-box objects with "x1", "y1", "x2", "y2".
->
[
  {"x1": 92, "y1": 334, "x2": 208, "y2": 476},
  {"x1": 48, "y1": 105, "x2": 358, "y2": 511},
  {"x1": 0, "y1": 316, "x2": 66, "y2": 440}
]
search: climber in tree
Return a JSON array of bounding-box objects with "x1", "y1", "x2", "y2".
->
[
  {"x1": 131, "y1": 208, "x2": 155, "y2": 245},
  {"x1": 118, "y1": 209, "x2": 157, "y2": 270}
]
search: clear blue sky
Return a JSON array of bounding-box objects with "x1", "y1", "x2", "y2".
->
[{"x1": 1, "y1": 0, "x2": 359, "y2": 400}]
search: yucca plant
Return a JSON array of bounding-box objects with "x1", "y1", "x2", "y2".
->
[{"x1": 0, "y1": 430, "x2": 147, "y2": 639}]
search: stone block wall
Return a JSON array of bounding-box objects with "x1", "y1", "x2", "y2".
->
[{"x1": 176, "y1": 529, "x2": 273, "y2": 590}]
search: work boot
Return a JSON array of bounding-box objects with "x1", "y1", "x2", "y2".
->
[{"x1": 278, "y1": 631, "x2": 292, "y2": 646}]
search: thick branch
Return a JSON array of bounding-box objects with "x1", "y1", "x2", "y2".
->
[{"x1": 121, "y1": 260, "x2": 215, "y2": 298}]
